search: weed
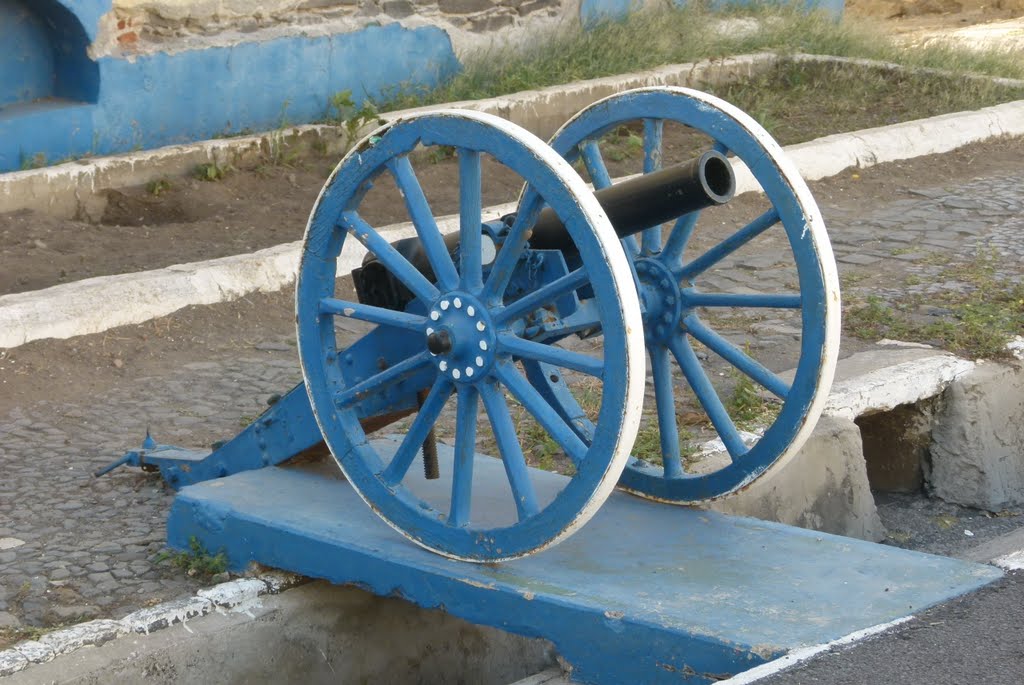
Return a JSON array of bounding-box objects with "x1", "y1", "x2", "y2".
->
[
  {"x1": 726, "y1": 367, "x2": 780, "y2": 429},
  {"x1": 632, "y1": 419, "x2": 696, "y2": 466},
  {"x1": 0, "y1": 625, "x2": 50, "y2": 648},
  {"x1": 20, "y1": 152, "x2": 47, "y2": 170},
  {"x1": 844, "y1": 251, "x2": 1024, "y2": 359},
  {"x1": 327, "y1": 90, "x2": 384, "y2": 144},
  {"x1": 155, "y1": 536, "x2": 228, "y2": 579},
  {"x1": 428, "y1": 145, "x2": 457, "y2": 164},
  {"x1": 146, "y1": 178, "x2": 172, "y2": 196},
  {"x1": 194, "y1": 161, "x2": 232, "y2": 182},
  {"x1": 601, "y1": 127, "x2": 644, "y2": 162}
]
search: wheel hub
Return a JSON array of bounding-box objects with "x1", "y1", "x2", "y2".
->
[
  {"x1": 635, "y1": 258, "x2": 683, "y2": 344},
  {"x1": 426, "y1": 293, "x2": 496, "y2": 382}
]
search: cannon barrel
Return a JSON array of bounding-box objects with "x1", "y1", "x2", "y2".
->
[
  {"x1": 353, "y1": 150, "x2": 735, "y2": 307},
  {"x1": 528, "y1": 149, "x2": 734, "y2": 250}
]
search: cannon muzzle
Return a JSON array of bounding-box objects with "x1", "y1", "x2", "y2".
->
[{"x1": 529, "y1": 149, "x2": 734, "y2": 250}]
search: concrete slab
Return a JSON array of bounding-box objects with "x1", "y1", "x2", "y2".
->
[
  {"x1": 167, "y1": 451, "x2": 1001, "y2": 685},
  {"x1": 709, "y1": 415, "x2": 885, "y2": 542},
  {"x1": 929, "y1": 361, "x2": 1024, "y2": 510}
]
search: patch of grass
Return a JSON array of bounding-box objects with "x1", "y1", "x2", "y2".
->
[
  {"x1": 427, "y1": 145, "x2": 457, "y2": 164},
  {"x1": 20, "y1": 152, "x2": 48, "y2": 170},
  {"x1": 193, "y1": 161, "x2": 232, "y2": 182},
  {"x1": 376, "y1": 5, "x2": 1024, "y2": 118},
  {"x1": 726, "y1": 367, "x2": 781, "y2": 430},
  {"x1": 632, "y1": 419, "x2": 696, "y2": 466},
  {"x1": 0, "y1": 625, "x2": 51, "y2": 649},
  {"x1": 709, "y1": 58, "x2": 1024, "y2": 143},
  {"x1": 844, "y1": 251, "x2": 1024, "y2": 359},
  {"x1": 601, "y1": 126, "x2": 644, "y2": 162},
  {"x1": 155, "y1": 536, "x2": 228, "y2": 579},
  {"x1": 146, "y1": 178, "x2": 172, "y2": 196}
]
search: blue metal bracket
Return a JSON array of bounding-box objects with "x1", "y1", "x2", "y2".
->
[{"x1": 95, "y1": 381, "x2": 322, "y2": 489}]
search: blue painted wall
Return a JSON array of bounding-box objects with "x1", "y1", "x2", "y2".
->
[
  {"x1": 0, "y1": 0, "x2": 843, "y2": 172},
  {"x1": 0, "y1": 1, "x2": 458, "y2": 171},
  {"x1": 0, "y1": 1, "x2": 55, "y2": 108}
]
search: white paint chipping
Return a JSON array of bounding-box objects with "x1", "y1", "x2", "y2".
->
[
  {"x1": 994, "y1": 550, "x2": 1024, "y2": 571},
  {"x1": 1008, "y1": 336, "x2": 1024, "y2": 361},
  {"x1": 121, "y1": 595, "x2": 213, "y2": 634},
  {"x1": 717, "y1": 616, "x2": 914, "y2": 684},
  {"x1": 197, "y1": 578, "x2": 268, "y2": 608},
  {"x1": 0, "y1": 649, "x2": 28, "y2": 677},
  {"x1": 0, "y1": 572, "x2": 305, "y2": 679},
  {"x1": 824, "y1": 354, "x2": 975, "y2": 420},
  {"x1": 12, "y1": 640, "x2": 54, "y2": 665},
  {"x1": 37, "y1": 620, "x2": 127, "y2": 657}
]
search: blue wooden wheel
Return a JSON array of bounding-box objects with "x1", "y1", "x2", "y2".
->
[
  {"x1": 296, "y1": 110, "x2": 644, "y2": 561},
  {"x1": 534, "y1": 87, "x2": 840, "y2": 503}
]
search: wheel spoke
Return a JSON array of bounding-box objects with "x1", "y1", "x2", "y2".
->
[
  {"x1": 640, "y1": 118, "x2": 664, "y2": 255},
  {"x1": 380, "y1": 376, "x2": 452, "y2": 486},
  {"x1": 458, "y1": 148, "x2": 484, "y2": 292},
  {"x1": 667, "y1": 335, "x2": 748, "y2": 460},
  {"x1": 340, "y1": 211, "x2": 439, "y2": 304},
  {"x1": 580, "y1": 140, "x2": 639, "y2": 256},
  {"x1": 660, "y1": 212, "x2": 699, "y2": 265},
  {"x1": 320, "y1": 298, "x2": 427, "y2": 331},
  {"x1": 683, "y1": 315, "x2": 790, "y2": 399},
  {"x1": 449, "y1": 385, "x2": 479, "y2": 527},
  {"x1": 494, "y1": 267, "x2": 588, "y2": 326},
  {"x1": 686, "y1": 292, "x2": 801, "y2": 308},
  {"x1": 580, "y1": 140, "x2": 613, "y2": 190},
  {"x1": 479, "y1": 381, "x2": 540, "y2": 520},
  {"x1": 650, "y1": 344, "x2": 684, "y2": 478},
  {"x1": 482, "y1": 188, "x2": 543, "y2": 305},
  {"x1": 386, "y1": 157, "x2": 459, "y2": 291},
  {"x1": 497, "y1": 334, "x2": 603, "y2": 378},
  {"x1": 494, "y1": 362, "x2": 588, "y2": 466},
  {"x1": 676, "y1": 208, "x2": 780, "y2": 281},
  {"x1": 334, "y1": 351, "x2": 433, "y2": 408}
]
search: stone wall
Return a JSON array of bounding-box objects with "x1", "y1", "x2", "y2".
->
[{"x1": 97, "y1": 0, "x2": 575, "y2": 56}]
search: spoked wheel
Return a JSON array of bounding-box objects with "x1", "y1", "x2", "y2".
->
[
  {"x1": 536, "y1": 87, "x2": 840, "y2": 503},
  {"x1": 296, "y1": 110, "x2": 644, "y2": 562}
]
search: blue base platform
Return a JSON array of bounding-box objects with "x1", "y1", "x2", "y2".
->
[{"x1": 168, "y1": 446, "x2": 1001, "y2": 685}]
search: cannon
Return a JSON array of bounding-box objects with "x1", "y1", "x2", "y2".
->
[{"x1": 99, "y1": 87, "x2": 840, "y2": 563}]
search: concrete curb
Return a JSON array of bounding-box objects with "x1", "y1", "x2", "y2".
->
[
  {"x1": 0, "y1": 572, "x2": 304, "y2": 678},
  {"x1": 2, "y1": 55, "x2": 1024, "y2": 349},
  {"x1": 0, "y1": 575, "x2": 554, "y2": 684}
]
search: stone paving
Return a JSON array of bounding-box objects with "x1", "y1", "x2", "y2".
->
[{"x1": 1, "y1": 159, "x2": 1022, "y2": 638}]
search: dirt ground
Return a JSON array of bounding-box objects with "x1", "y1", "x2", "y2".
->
[
  {"x1": 3, "y1": 58, "x2": 1023, "y2": 297},
  {"x1": 848, "y1": 0, "x2": 1024, "y2": 28}
]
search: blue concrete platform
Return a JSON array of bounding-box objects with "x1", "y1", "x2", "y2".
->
[{"x1": 168, "y1": 445, "x2": 1001, "y2": 685}]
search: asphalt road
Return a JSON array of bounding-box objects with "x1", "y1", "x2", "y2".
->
[{"x1": 755, "y1": 567, "x2": 1024, "y2": 685}]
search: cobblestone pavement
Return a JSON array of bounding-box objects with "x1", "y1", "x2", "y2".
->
[{"x1": 1, "y1": 151, "x2": 1022, "y2": 639}]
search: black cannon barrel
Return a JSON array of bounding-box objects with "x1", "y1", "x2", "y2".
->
[
  {"x1": 353, "y1": 150, "x2": 735, "y2": 308},
  {"x1": 528, "y1": 149, "x2": 735, "y2": 250}
]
